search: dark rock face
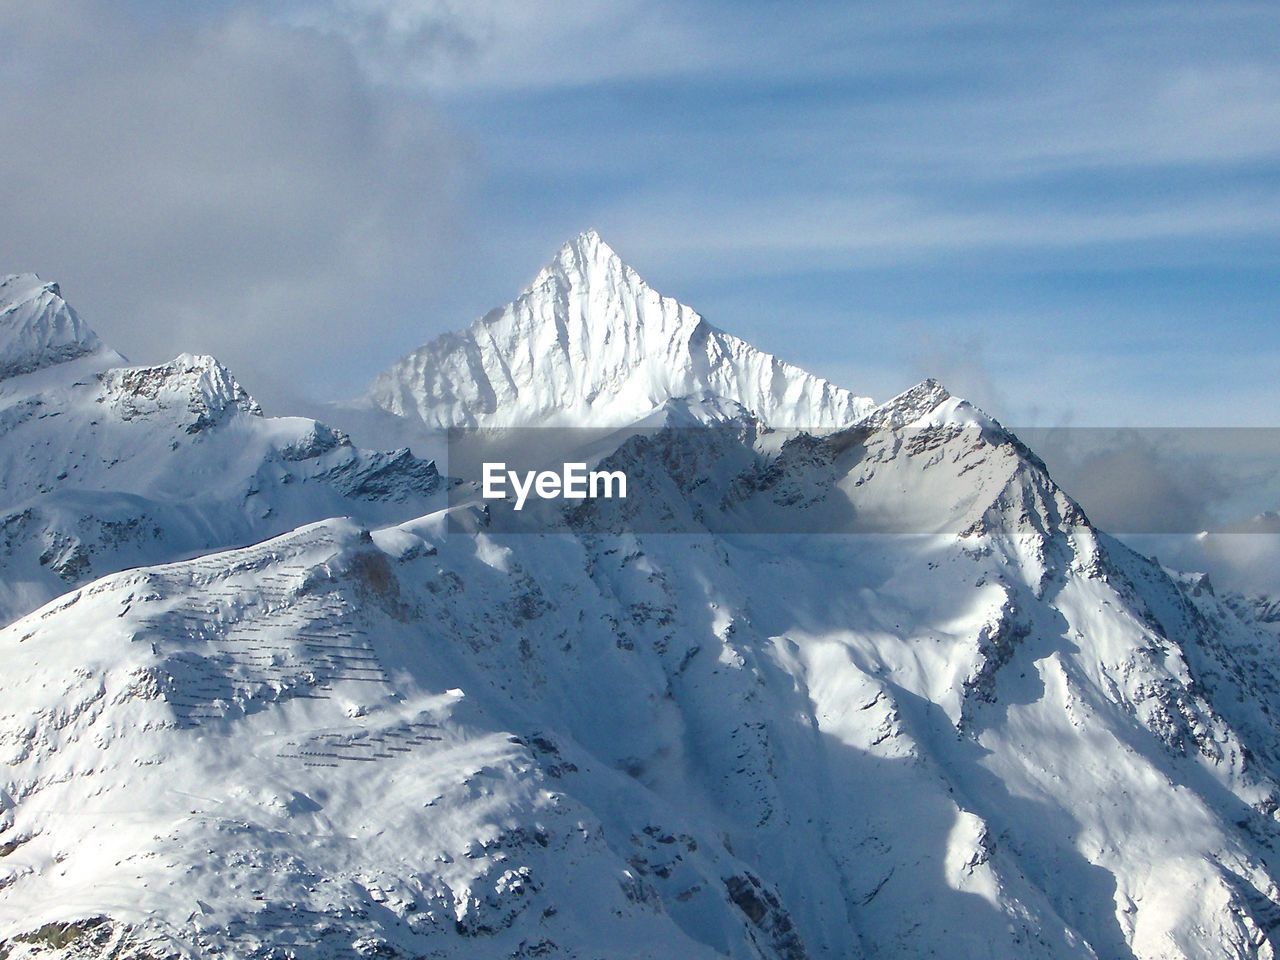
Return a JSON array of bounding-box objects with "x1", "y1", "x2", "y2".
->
[{"x1": 725, "y1": 874, "x2": 808, "y2": 960}]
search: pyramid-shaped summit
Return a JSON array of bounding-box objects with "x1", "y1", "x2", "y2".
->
[
  {"x1": 522, "y1": 228, "x2": 637, "y2": 298},
  {"x1": 0, "y1": 274, "x2": 113, "y2": 381},
  {"x1": 365, "y1": 231, "x2": 875, "y2": 429}
]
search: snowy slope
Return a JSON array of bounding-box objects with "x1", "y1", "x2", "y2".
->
[
  {"x1": 0, "y1": 274, "x2": 114, "y2": 381},
  {"x1": 4, "y1": 381, "x2": 1280, "y2": 959},
  {"x1": 0, "y1": 278, "x2": 447, "y2": 627},
  {"x1": 3, "y1": 241, "x2": 1280, "y2": 960},
  {"x1": 362, "y1": 231, "x2": 874, "y2": 430}
]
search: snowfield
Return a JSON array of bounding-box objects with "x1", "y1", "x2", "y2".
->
[
  {"x1": 2, "y1": 236, "x2": 1280, "y2": 959},
  {"x1": 0, "y1": 276, "x2": 447, "y2": 628}
]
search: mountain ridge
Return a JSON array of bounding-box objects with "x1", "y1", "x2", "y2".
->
[
  {"x1": 3, "y1": 236, "x2": 1280, "y2": 959},
  {"x1": 0, "y1": 284, "x2": 448, "y2": 628}
]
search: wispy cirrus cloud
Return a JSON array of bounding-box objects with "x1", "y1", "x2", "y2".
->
[{"x1": 284, "y1": 0, "x2": 716, "y2": 91}]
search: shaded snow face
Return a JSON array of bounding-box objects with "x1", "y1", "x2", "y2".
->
[{"x1": 439, "y1": 385, "x2": 1049, "y2": 537}]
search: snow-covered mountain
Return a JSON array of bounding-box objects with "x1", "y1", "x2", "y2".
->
[
  {"x1": 0, "y1": 274, "x2": 446, "y2": 627},
  {"x1": 3, "y1": 241, "x2": 1280, "y2": 960},
  {"x1": 0, "y1": 274, "x2": 114, "y2": 381},
  {"x1": 362, "y1": 230, "x2": 874, "y2": 431}
]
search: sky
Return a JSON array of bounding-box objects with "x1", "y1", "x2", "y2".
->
[{"x1": 2, "y1": 0, "x2": 1278, "y2": 427}]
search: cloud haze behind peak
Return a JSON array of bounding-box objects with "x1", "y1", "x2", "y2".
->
[{"x1": 0, "y1": 0, "x2": 472, "y2": 408}]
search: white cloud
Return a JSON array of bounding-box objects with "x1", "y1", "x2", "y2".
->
[
  {"x1": 0, "y1": 0, "x2": 471, "y2": 406},
  {"x1": 289, "y1": 0, "x2": 716, "y2": 91}
]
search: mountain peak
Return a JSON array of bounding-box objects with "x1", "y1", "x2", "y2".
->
[
  {"x1": 560, "y1": 227, "x2": 615, "y2": 262},
  {"x1": 366, "y1": 234, "x2": 876, "y2": 429},
  {"x1": 524, "y1": 228, "x2": 639, "y2": 302},
  {"x1": 568, "y1": 227, "x2": 609, "y2": 255},
  {"x1": 1, "y1": 272, "x2": 56, "y2": 302},
  {"x1": 0, "y1": 273, "x2": 110, "y2": 381}
]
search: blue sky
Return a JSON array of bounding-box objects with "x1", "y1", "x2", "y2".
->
[{"x1": 3, "y1": 0, "x2": 1278, "y2": 425}]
